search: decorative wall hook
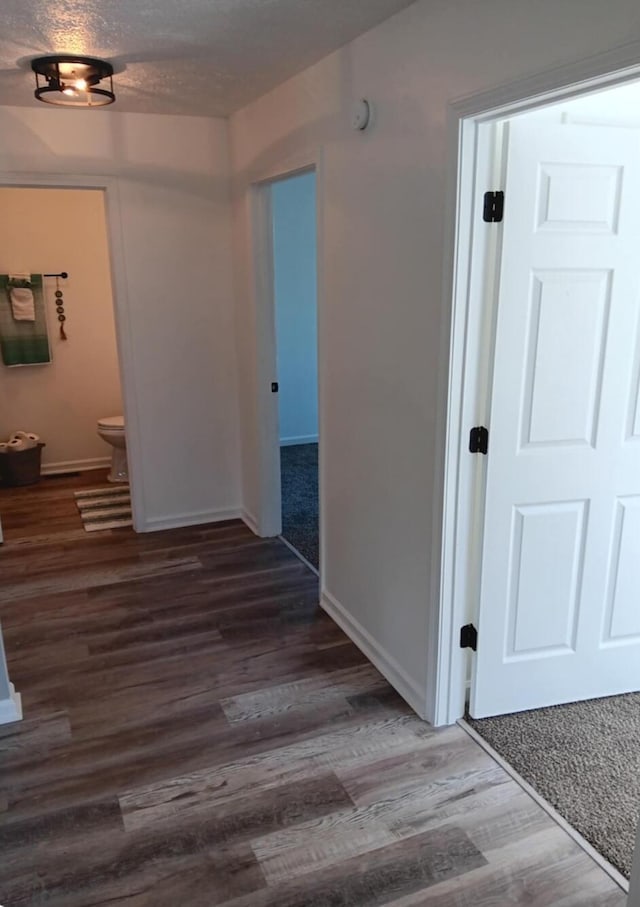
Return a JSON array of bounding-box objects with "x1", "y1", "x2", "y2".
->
[{"x1": 54, "y1": 275, "x2": 67, "y2": 340}]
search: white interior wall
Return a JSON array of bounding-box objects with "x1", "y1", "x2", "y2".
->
[
  {"x1": 0, "y1": 188, "x2": 122, "y2": 472},
  {"x1": 230, "y1": 0, "x2": 640, "y2": 721},
  {"x1": 0, "y1": 107, "x2": 240, "y2": 530}
]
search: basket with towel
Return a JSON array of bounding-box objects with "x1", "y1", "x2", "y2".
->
[{"x1": 0, "y1": 431, "x2": 45, "y2": 486}]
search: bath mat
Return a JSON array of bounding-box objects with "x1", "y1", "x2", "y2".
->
[{"x1": 74, "y1": 485, "x2": 132, "y2": 532}]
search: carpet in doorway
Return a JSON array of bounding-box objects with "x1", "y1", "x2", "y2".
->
[
  {"x1": 467, "y1": 693, "x2": 640, "y2": 878},
  {"x1": 74, "y1": 485, "x2": 132, "y2": 532},
  {"x1": 280, "y1": 443, "x2": 318, "y2": 569}
]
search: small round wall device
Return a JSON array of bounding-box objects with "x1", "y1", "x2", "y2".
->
[{"x1": 352, "y1": 98, "x2": 371, "y2": 131}]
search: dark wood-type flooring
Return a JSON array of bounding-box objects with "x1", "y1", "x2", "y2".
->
[{"x1": 0, "y1": 472, "x2": 627, "y2": 905}]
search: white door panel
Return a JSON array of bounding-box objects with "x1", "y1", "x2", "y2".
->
[
  {"x1": 604, "y1": 496, "x2": 640, "y2": 642},
  {"x1": 471, "y1": 121, "x2": 640, "y2": 718}
]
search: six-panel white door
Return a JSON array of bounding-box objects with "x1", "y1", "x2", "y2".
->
[{"x1": 470, "y1": 120, "x2": 640, "y2": 718}]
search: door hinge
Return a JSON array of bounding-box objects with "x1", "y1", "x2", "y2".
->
[
  {"x1": 460, "y1": 624, "x2": 478, "y2": 651},
  {"x1": 469, "y1": 426, "x2": 488, "y2": 455},
  {"x1": 483, "y1": 190, "x2": 504, "y2": 223}
]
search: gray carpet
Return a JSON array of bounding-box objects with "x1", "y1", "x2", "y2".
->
[
  {"x1": 468, "y1": 693, "x2": 640, "y2": 878},
  {"x1": 280, "y1": 443, "x2": 318, "y2": 569}
]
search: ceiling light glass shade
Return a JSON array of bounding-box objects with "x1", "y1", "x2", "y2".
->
[{"x1": 31, "y1": 55, "x2": 115, "y2": 107}]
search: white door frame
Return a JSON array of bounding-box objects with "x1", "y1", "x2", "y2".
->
[
  {"x1": 0, "y1": 172, "x2": 143, "y2": 530},
  {"x1": 248, "y1": 151, "x2": 325, "y2": 574},
  {"x1": 434, "y1": 49, "x2": 640, "y2": 906},
  {"x1": 436, "y1": 47, "x2": 640, "y2": 728}
]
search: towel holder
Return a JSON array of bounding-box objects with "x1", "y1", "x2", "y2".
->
[{"x1": 44, "y1": 272, "x2": 68, "y2": 279}]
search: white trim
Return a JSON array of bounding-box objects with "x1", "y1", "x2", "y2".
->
[
  {"x1": 321, "y1": 588, "x2": 427, "y2": 719},
  {"x1": 280, "y1": 434, "x2": 318, "y2": 447},
  {"x1": 428, "y1": 113, "x2": 478, "y2": 727},
  {"x1": 435, "y1": 53, "x2": 640, "y2": 727},
  {"x1": 249, "y1": 179, "x2": 282, "y2": 538},
  {"x1": 248, "y1": 150, "x2": 323, "y2": 188},
  {"x1": 41, "y1": 456, "x2": 111, "y2": 475},
  {"x1": 458, "y1": 718, "x2": 629, "y2": 893},
  {"x1": 242, "y1": 508, "x2": 259, "y2": 535},
  {"x1": 0, "y1": 172, "x2": 144, "y2": 534},
  {"x1": 450, "y1": 42, "x2": 640, "y2": 122},
  {"x1": 139, "y1": 506, "x2": 241, "y2": 533},
  {"x1": 0, "y1": 683, "x2": 22, "y2": 725},
  {"x1": 435, "y1": 118, "x2": 507, "y2": 726},
  {"x1": 249, "y1": 152, "x2": 325, "y2": 557},
  {"x1": 315, "y1": 155, "x2": 327, "y2": 588}
]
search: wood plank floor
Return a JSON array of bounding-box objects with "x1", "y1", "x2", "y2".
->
[{"x1": 0, "y1": 473, "x2": 627, "y2": 906}]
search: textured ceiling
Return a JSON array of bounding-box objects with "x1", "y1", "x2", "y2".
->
[{"x1": 0, "y1": 0, "x2": 416, "y2": 117}]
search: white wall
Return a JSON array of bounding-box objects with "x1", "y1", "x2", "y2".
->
[
  {"x1": 0, "y1": 106, "x2": 240, "y2": 530},
  {"x1": 229, "y1": 0, "x2": 640, "y2": 720},
  {"x1": 0, "y1": 188, "x2": 122, "y2": 472},
  {"x1": 272, "y1": 171, "x2": 318, "y2": 445}
]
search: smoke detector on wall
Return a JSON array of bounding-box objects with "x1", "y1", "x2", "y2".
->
[{"x1": 352, "y1": 98, "x2": 371, "y2": 131}]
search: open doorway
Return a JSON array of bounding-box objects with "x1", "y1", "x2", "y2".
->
[
  {"x1": 446, "y1": 80, "x2": 640, "y2": 888},
  {"x1": 0, "y1": 187, "x2": 131, "y2": 541},
  {"x1": 251, "y1": 164, "x2": 321, "y2": 568},
  {"x1": 272, "y1": 171, "x2": 319, "y2": 569}
]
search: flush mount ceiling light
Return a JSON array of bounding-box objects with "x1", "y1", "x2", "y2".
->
[{"x1": 31, "y1": 55, "x2": 115, "y2": 107}]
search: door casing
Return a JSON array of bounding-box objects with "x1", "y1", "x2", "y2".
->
[
  {"x1": 439, "y1": 58, "x2": 640, "y2": 907},
  {"x1": 0, "y1": 173, "x2": 143, "y2": 530},
  {"x1": 248, "y1": 152, "x2": 325, "y2": 578},
  {"x1": 438, "y1": 53, "x2": 640, "y2": 728}
]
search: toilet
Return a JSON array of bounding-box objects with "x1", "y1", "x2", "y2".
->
[{"x1": 97, "y1": 416, "x2": 128, "y2": 483}]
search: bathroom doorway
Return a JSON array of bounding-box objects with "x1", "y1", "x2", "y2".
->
[{"x1": 0, "y1": 186, "x2": 130, "y2": 540}]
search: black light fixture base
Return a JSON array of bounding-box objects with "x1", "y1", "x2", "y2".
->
[{"x1": 31, "y1": 55, "x2": 115, "y2": 107}]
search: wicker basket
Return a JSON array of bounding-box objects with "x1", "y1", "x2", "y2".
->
[{"x1": 0, "y1": 443, "x2": 46, "y2": 487}]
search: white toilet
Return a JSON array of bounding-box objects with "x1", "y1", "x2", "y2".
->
[{"x1": 97, "y1": 416, "x2": 128, "y2": 483}]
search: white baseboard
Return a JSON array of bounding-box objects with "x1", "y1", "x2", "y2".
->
[
  {"x1": 242, "y1": 509, "x2": 259, "y2": 535},
  {"x1": 321, "y1": 588, "x2": 427, "y2": 720},
  {"x1": 280, "y1": 435, "x2": 318, "y2": 447},
  {"x1": 0, "y1": 683, "x2": 22, "y2": 725},
  {"x1": 41, "y1": 456, "x2": 111, "y2": 476},
  {"x1": 140, "y1": 506, "x2": 242, "y2": 533}
]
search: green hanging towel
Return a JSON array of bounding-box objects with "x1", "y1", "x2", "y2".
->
[{"x1": 0, "y1": 274, "x2": 51, "y2": 366}]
